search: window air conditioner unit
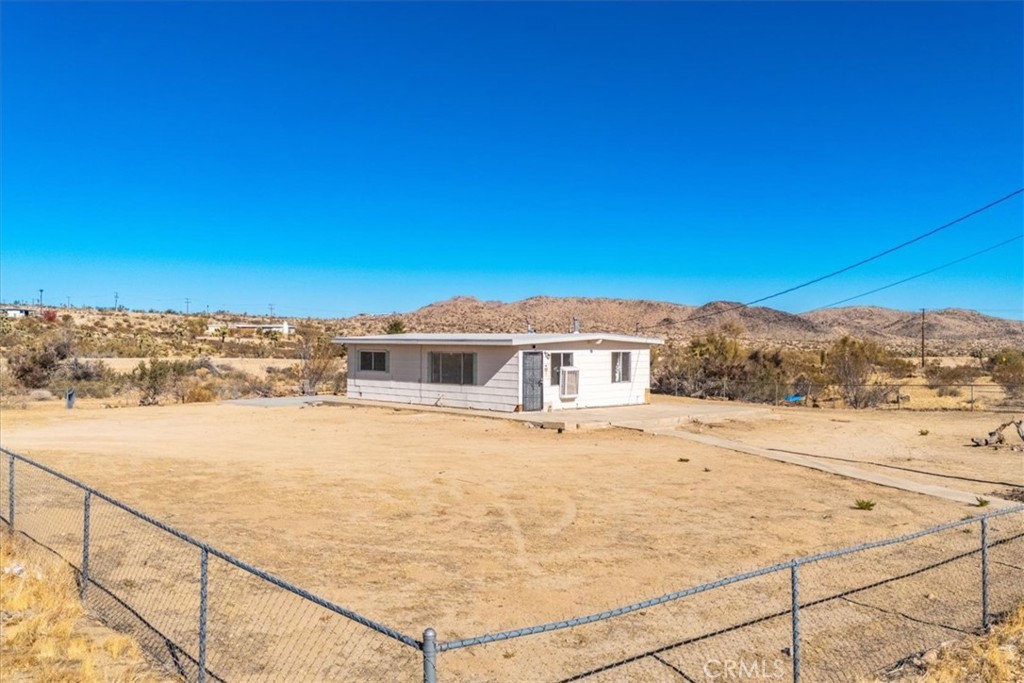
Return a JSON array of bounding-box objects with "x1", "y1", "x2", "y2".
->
[{"x1": 559, "y1": 367, "x2": 580, "y2": 399}]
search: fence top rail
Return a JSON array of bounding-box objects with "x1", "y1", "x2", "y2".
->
[
  {"x1": 438, "y1": 561, "x2": 796, "y2": 652},
  {"x1": 439, "y1": 504, "x2": 1024, "y2": 652},
  {"x1": 797, "y1": 504, "x2": 1023, "y2": 565},
  {"x1": 1, "y1": 447, "x2": 422, "y2": 650}
]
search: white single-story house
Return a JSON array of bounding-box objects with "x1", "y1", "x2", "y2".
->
[
  {"x1": 1, "y1": 307, "x2": 34, "y2": 318},
  {"x1": 332, "y1": 332, "x2": 663, "y2": 412}
]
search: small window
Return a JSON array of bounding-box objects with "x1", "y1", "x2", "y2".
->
[
  {"x1": 359, "y1": 350, "x2": 388, "y2": 372},
  {"x1": 550, "y1": 352, "x2": 573, "y2": 385},
  {"x1": 428, "y1": 352, "x2": 476, "y2": 385},
  {"x1": 611, "y1": 352, "x2": 631, "y2": 383}
]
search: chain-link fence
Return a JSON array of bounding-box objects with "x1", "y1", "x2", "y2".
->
[
  {"x1": 2, "y1": 446, "x2": 1022, "y2": 682},
  {"x1": 0, "y1": 449, "x2": 421, "y2": 683},
  {"x1": 652, "y1": 378, "x2": 1023, "y2": 412}
]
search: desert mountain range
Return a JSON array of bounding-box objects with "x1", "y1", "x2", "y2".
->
[{"x1": 337, "y1": 296, "x2": 1023, "y2": 355}]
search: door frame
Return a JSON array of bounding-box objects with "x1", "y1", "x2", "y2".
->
[{"x1": 521, "y1": 351, "x2": 544, "y2": 412}]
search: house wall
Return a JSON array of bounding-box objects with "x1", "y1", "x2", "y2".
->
[
  {"x1": 527, "y1": 343, "x2": 651, "y2": 411},
  {"x1": 346, "y1": 344, "x2": 521, "y2": 412},
  {"x1": 2, "y1": 309, "x2": 31, "y2": 318}
]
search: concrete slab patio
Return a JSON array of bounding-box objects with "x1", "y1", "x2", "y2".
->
[{"x1": 227, "y1": 394, "x2": 772, "y2": 431}]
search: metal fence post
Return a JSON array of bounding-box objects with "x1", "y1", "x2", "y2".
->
[
  {"x1": 81, "y1": 491, "x2": 91, "y2": 600},
  {"x1": 981, "y1": 517, "x2": 990, "y2": 630},
  {"x1": 423, "y1": 628, "x2": 437, "y2": 683},
  {"x1": 7, "y1": 452, "x2": 14, "y2": 529},
  {"x1": 791, "y1": 562, "x2": 801, "y2": 683},
  {"x1": 199, "y1": 548, "x2": 209, "y2": 683}
]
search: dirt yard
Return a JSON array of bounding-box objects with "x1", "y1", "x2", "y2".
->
[
  {"x1": 1, "y1": 397, "x2": 1008, "y2": 641},
  {"x1": 679, "y1": 406, "x2": 1024, "y2": 500}
]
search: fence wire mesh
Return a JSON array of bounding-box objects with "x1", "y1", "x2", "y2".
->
[
  {"x1": 88, "y1": 495, "x2": 204, "y2": 680},
  {"x1": 205, "y1": 554, "x2": 420, "y2": 682},
  {"x1": 3, "y1": 454, "x2": 83, "y2": 559},
  {"x1": 652, "y1": 379, "x2": 1023, "y2": 412},
  {"x1": 1, "y1": 450, "x2": 422, "y2": 683},
  {"x1": 2, "y1": 447, "x2": 1022, "y2": 683},
  {"x1": 798, "y1": 522, "x2": 986, "y2": 682},
  {"x1": 436, "y1": 569, "x2": 794, "y2": 683},
  {"x1": 987, "y1": 511, "x2": 1024, "y2": 620},
  {"x1": 436, "y1": 568, "x2": 795, "y2": 683}
]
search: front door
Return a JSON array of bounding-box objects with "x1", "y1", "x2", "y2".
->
[{"x1": 522, "y1": 352, "x2": 544, "y2": 412}]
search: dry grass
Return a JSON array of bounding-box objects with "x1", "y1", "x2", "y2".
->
[
  {"x1": 870, "y1": 602, "x2": 1024, "y2": 682},
  {"x1": 0, "y1": 530, "x2": 175, "y2": 682}
]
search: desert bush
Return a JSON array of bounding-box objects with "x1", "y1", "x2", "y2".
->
[
  {"x1": 990, "y1": 349, "x2": 1024, "y2": 399},
  {"x1": 924, "y1": 362, "x2": 983, "y2": 389},
  {"x1": 653, "y1": 334, "x2": 825, "y2": 403},
  {"x1": 854, "y1": 499, "x2": 876, "y2": 511},
  {"x1": 131, "y1": 358, "x2": 205, "y2": 405},
  {"x1": 182, "y1": 381, "x2": 217, "y2": 403},
  {"x1": 823, "y1": 337, "x2": 897, "y2": 409},
  {"x1": 875, "y1": 353, "x2": 917, "y2": 379},
  {"x1": 8, "y1": 338, "x2": 74, "y2": 388},
  {"x1": 45, "y1": 358, "x2": 120, "y2": 399}
]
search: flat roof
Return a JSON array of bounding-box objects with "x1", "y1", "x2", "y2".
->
[{"x1": 332, "y1": 332, "x2": 663, "y2": 347}]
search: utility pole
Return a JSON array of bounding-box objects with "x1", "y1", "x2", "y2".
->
[
  {"x1": 39, "y1": 289, "x2": 44, "y2": 308},
  {"x1": 269, "y1": 303, "x2": 275, "y2": 318},
  {"x1": 114, "y1": 292, "x2": 119, "y2": 310},
  {"x1": 920, "y1": 308, "x2": 926, "y2": 368},
  {"x1": 66, "y1": 296, "x2": 71, "y2": 308},
  {"x1": 185, "y1": 298, "x2": 191, "y2": 315}
]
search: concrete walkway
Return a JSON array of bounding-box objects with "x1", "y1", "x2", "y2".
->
[{"x1": 650, "y1": 428, "x2": 1018, "y2": 508}]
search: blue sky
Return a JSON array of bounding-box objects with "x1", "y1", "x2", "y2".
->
[{"x1": 2, "y1": 1, "x2": 1021, "y2": 319}]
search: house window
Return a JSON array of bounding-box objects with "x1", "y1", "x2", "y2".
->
[
  {"x1": 359, "y1": 351, "x2": 388, "y2": 372},
  {"x1": 428, "y1": 352, "x2": 476, "y2": 385},
  {"x1": 560, "y1": 367, "x2": 580, "y2": 399},
  {"x1": 611, "y1": 352, "x2": 631, "y2": 383},
  {"x1": 550, "y1": 353, "x2": 573, "y2": 385}
]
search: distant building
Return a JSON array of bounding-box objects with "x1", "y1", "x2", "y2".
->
[
  {"x1": 1, "y1": 307, "x2": 33, "y2": 318},
  {"x1": 213, "y1": 321, "x2": 294, "y2": 336},
  {"x1": 332, "y1": 332, "x2": 663, "y2": 412}
]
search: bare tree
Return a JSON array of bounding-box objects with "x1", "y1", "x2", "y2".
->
[{"x1": 296, "y1": 329, "x2": 342, "y2": 395}]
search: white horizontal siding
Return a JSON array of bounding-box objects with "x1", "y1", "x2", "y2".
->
[
  {"x1": 346, "y1": 344, "x2": 520, "y2": 412},
  {"x1": 543, "y1": 347, "x2": 651, "y2": 411}
]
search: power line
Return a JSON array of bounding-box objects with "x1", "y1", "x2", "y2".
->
[
  {"x1": 808, "y1": 234, "x2": 1023, "y2": 311},
  {"x1": 647, "y1": 188, "x2": 1023, "y2": 329}
]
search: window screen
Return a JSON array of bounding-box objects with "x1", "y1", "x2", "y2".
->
[{"x1": 428, "y1": 352, "x2": 476, "y2": 385}]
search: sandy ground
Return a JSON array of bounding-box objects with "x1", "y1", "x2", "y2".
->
[
  {"x1": 680, "y1": 407, "x2": 1024, "y2": 500},
  {"x1": 0, "y1": 398, "x2": 1000, "y2": 640}
]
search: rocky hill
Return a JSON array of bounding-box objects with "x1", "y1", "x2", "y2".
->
[{"x1": 338, "y1": 296, "x2": 1023, "y2": 355}]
